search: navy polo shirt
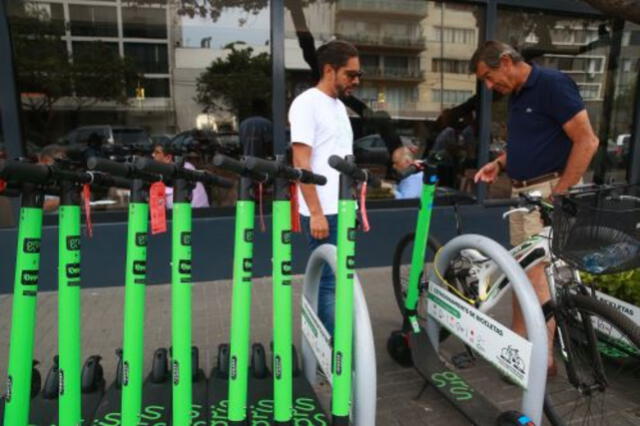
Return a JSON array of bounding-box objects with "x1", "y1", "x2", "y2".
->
[{"x1": 506, "y1": 64, "x2": 585, "y2": 181}]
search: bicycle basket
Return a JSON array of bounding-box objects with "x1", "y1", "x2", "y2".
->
[{"x1": 552, "y1": 185, "x2": 640, "y2": 274}]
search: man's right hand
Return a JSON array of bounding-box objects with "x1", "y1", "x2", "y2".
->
[
  {"x1": 310, "y1": 213, "x2": 329, "y2": 240},
  {"x1": 474, "y1": 160, "x2": 501, "y2": 184}
]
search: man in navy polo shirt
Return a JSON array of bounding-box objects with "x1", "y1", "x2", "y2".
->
[{"x1": 471, "y1": 40, "x2": 599, "y2": 376}]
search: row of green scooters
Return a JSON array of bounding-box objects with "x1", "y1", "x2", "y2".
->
[{"x1": 0, "y1": 148, "x2": 378, "y2": 425}]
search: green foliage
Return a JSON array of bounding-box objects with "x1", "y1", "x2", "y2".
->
[
  {"x1": 195, "y1": 43, "x2": 271, "y2": 121},
  {"x1": 9, "y1": 2, "x2": 140, "y2": 146},
  {"x1": 581, "y1": 269, "x2": 640, "y2": 306}
]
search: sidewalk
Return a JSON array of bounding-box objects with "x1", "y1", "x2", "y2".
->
[{"x1": 0, "y1": 266, "x2": 639, "y2": 425}]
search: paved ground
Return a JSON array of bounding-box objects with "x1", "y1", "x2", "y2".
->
[{"x1": 1, "y1": 266, "x2": 639, "y2": 425}]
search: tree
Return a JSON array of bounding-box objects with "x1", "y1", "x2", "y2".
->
[
  {"x1": 195, "y1": 42, "x2": 271, "y2": 122},
  {"x1": 581, "y1": 0, "x2": 640, "y2": 25},
  {"x1": 9, "y1": 2, "x2": 139, "y2": 146}
]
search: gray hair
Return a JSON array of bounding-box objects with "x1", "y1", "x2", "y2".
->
[{"x1": 469, "y1": 40, "x2": 523, "y2": 73}]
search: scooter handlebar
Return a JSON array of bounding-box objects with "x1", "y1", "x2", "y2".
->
[
  {"x1": 245, "y1": 156, "x2": 327, "y2": 185},
  {"x1": 134, "y1": 157, "x2": 176, "y2": 178},
  {"x1": 0, "y1": 160, "x2": 51, "y2": 184},
  {"x1": 87, "y1": 157, "x2": 132, "y2": 177},
  {"x1": 328, "y1": 155, "x2": 381, "y2": 188},
  {"x1": 212, "y1": 154, "x2": 268, "y2": 181}
]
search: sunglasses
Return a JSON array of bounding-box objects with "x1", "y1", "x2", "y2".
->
[{"x1": 344, "y1": 70, "x2": 364, "y2": 80}]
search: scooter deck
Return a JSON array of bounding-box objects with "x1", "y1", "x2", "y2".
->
[
  {"x1": 248, "y1": 374, "x2": 329, "y2": 424},
  {"x1": 27, "y1": 391, "x2": 105, "y2": 425},
  {"x1": 91, "y1": 370, "x2": 208, "y2": 423},
  {"x1": 90, "y1": 381, "x2": 121, "y2": 423},
  {"x1": 410, "y1": 329, "x2": 501, "y2": 426},
  {"x1": 207, "y1": 368, "x2": 230, "y2": 423}
]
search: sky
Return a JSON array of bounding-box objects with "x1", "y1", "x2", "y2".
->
[{"x1": 180, "y1": 6, "x2": 271, "y2": 49}]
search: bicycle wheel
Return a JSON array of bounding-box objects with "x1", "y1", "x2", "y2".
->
[
  {"x1": 391, "y1": 232, "x2": 441, "y2": 317},
  {"x1": 543, "y1": 293, "x2": 640, "y2": 426}
]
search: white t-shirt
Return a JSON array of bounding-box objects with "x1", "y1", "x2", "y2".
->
[{"x1": 289, "y1": 88, "x2": 353, "y2": 216}]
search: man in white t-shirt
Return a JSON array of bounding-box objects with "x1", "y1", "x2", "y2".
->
[{"x1": 290, "y1": 40, "x2": 361, "y2": 335}]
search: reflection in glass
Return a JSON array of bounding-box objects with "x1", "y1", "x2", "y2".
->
[
  {"x1": 285, "y1": 1, "x2": 482, "y2": 198},
  {"x1": 5, "y1": 1, "x2": 272, "y2": 209},
  {"x1": 491, "y1": 9, "x2": 636, "y2": 192}
]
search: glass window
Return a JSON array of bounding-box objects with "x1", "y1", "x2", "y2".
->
[
  {"x1": 127, "y1": 78, "x2": 170, "y2": 98},
  {"x1": 123, "y1": 7, "x2": 167, "y2": 39},
  {"x1": 124, "y1": 43, "x2": 169, "y2": 74},
  {"x1": 286, "y1": 0, "x2": 483, "y2": 199},
  {"x1": 6, "y1": 1, "x2": 272, "y2": 212},
  {"x1": 491, "y1": 9, "x2": 637, "y2": 197},
  {"x1": 69, "y1": 5, "x2": 118, "y2": 37}
]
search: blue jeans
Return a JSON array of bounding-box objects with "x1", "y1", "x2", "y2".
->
[{"x1": 301, "y1": 214, "x2": 337, "y2": 336}]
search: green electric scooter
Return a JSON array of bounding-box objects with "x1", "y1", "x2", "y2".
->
[
  {"x1": 0, "y1": 162, "x2": 46, "y2": 426},
  {"x1": 205, "y1": 154, "x2": 270, "y2": 424},
  {"x1": 243, "y1": 155, "x2": 328, "y2": 425},
  {"x1": 86, "y1": 156, "x2": 165, "y2": 425},
  {"x1": 326, "y1": 154, "x2": 380, "y2": 425},
  {"x1": 134, "y1": 155, "x2": 232, "y2": 425},
  {"x1": 0, "y1": 159, "x2": 127, "y2": 425}
]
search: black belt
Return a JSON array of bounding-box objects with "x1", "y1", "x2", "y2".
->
[{"x1": 511, "y1": 172, "x2": 560, "y2": 189}]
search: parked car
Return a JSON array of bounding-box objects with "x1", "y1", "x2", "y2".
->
[
  {"x1": 60, "y1": 125, "x2": 151, "y2": 146},
  {"x1": 169, "y1": 129, "x2": 241, "y2": 158}
]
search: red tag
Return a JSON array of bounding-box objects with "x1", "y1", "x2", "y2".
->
[
  {"x1": 257, "y1": 182, "x2": 266, "y2": 232},
  {"x1": 149, "y1": 182, "x2": 167, "y2": 235},
  {"x1": 290, "y1": 183, "x2": 301, "y2": 233},
  {"x1": 0, "y1": 179, "x2": 6, "y2": 192},
  {"x1": 359, "y1": 181, "x2": 370, "y2": 232},
  {"x1": 82, "y1": 184, "x2": 93, "y2": 238}
]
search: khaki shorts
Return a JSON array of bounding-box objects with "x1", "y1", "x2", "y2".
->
[{"x1": 509, "y1": 177, "x2": 560, "y2": 247}]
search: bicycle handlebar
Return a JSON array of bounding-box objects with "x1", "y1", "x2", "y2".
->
[
  {"x1": 328, "y1": 155, "x2": 381, "y2": 188},
  {"x1": 245, "y1": 156, "x2": 326, "y2": 185}
]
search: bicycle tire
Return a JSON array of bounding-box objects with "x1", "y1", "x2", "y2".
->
[
  {"x1": 543, "y1": 293, "x2": 640, "y2": 426},
  {"x1": 391, "y1": 232, "x2": 441, "y2": 317}
]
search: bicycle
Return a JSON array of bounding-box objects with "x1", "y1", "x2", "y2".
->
[{"x1": 394, "y1": 177, "x2": 640, "y2": 425}]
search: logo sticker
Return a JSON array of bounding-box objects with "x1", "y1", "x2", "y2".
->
[
  {"x1": 21, "y1": 270, "x2": 39, "y2": 286},
  {"x1": 179, "y1": 259, "x2": 191, "y2": 275},
  {"x1": 23, "y1": 238, "x2": 41, "y2": 254},
  {"x1": 135, "y1": 233, "x2": 148, "y2": 247},
  {"x1": 132, "y1": 260, "x2": 147, "y2": 275},
  {"x1": 66, "y1": 236, "x2": 81, "y2": 251},
  {"x1": 66, "y1": 263, "x2": 81, "y2": 279},
  {"x1": 181, "y1": 232, "x2": 191, "y2": 246}
]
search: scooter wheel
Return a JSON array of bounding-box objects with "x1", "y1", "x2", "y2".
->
[
  {"x1": 251, "y1": 343, "x2": 268, "y2": 379},
  {"x1": 216, "y1": 344, "x2": 230, "y2": 379},
  {"x1": 115, "y1": 348, "x2": 124, "y2": 389},
  {"x1": 31, "y1": 361, "x2": 41, "y2": 398},
  {"x1": 42, "y1": 356, "x2": 59, "y2": 399},
  {"x1": 191, "y1": 346, "x2": 200, "y2": 381},
  {"x1": 151, "y1": 348, "x2": 169, "y2": 384},
  {"x1": 386, "y1": 330, "x2": 413, "y2": 368},
  {"x1": 81, "y1": 355, "x2": 104, "y2": 393},
  {"x1": 292, "y1": 345, "x2": 301, "y2": 377}
]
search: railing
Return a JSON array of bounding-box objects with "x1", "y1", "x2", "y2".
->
[
  {"x1": 361, "y1": 66, "x2": 423, "y2": 80},
  {"x1": 337, "y1": 0, "x2": 428, "y2": 16},
  {"x1": 338, "y1": 32, "x2": 426, "y2": 48}
]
